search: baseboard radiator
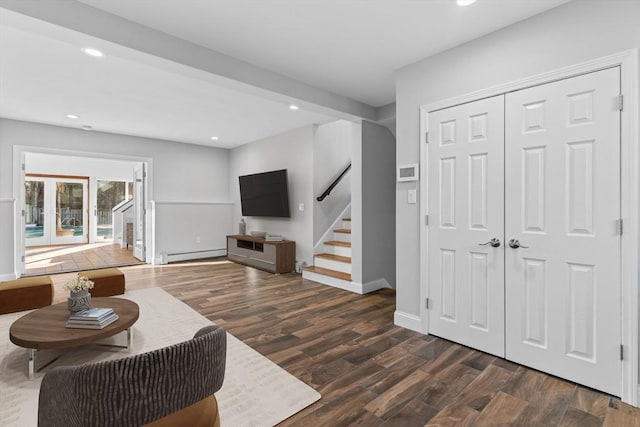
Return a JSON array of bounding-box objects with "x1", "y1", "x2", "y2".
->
[{"x1": 161, "y1": 249, "x2": 226, "y2": 264}]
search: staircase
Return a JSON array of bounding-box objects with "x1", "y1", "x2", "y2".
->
[{"x1": 303, "y1": 218, "x2": 353, "y2": 289}]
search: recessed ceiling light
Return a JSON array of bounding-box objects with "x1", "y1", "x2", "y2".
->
[
  {"x1": 289, "y1": 104, "x2": 299, "y2": 111},
  {"x1": 210, "y1": 136, "x2": 219, "y2": 141},
  {"x1": 81, "y1": 125, "x2": 93, "y2": 131},
  {"x1": 66, "y1": 114, "x2": 79, "y2": 119},
  {"x1": 82, "y1": 48, "x2": 104, "y2": 57},
  {"x1": 456, "y1": 0, "x2": 476, "y2": 6}
]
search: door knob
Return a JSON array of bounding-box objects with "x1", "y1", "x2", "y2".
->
[
  {"x1": 508, "y1": 239, "x2": 529, "y2": 249},
  {"x1": 478, "y1": 238, "x2": 501, "y2": 248}
]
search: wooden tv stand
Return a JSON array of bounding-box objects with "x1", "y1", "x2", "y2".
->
[{"x1": 226, "y1": 235, "x2": 295, "y2": 274}]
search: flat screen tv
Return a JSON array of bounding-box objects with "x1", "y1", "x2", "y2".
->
[{"x1": 239, "y1": 169, "x2": 290, "y2": 218}]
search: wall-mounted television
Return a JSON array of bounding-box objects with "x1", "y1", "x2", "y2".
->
[{"x1": 239, "y1": 169, "x2": 290, "y2": 218}]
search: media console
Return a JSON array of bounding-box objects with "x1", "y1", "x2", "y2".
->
[{"x1": 226, "y1": 235, "x2": 295, "y2": 274}]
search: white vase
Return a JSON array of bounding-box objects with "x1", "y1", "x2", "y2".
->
[{"x1": 68, "y1": 289, "x2": 91, "y2": 312}]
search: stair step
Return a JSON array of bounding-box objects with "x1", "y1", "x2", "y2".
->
[
  {"x1": 325, "y1": 240, "x2": 351, "y2": 247},
  {"x1": 304, "y1": 266, "x2": 351, "y2": 281},
  {"x1": 315, "y1": 253, "x2": 351, "y2": 263},
  {"x1": 334, "y1": 228, "x2": 351, "y2": 234}
]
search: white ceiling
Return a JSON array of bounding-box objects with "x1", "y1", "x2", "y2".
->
[{"x1": 0, "y1": 0, "x2": 570, "y2": 148}]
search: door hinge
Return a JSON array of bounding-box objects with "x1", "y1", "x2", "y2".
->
[
  {"x1": 618, "y1": 95, "x2": 624, "y2": 111},
  {"x1": 21, "y1": 163, "x2": 25, "y2": 171},
  {"x1": 21, "y1": 255, "x2": 25, "y2": 262},
  {"x1": 616, "y1": 218, "x2": 623, "y2": 235},
  {"x1": 425, "y1": 298, "x2": 430, "y2": 309},
  {"x1": 425, "y1": 214, "x2": 429, "y2": 226},
  {"x1": 425, "y1": 131, "x2": 429, "y2": 143},
  {"x1": 620, "y1": 344, "x2": 624, "y2": 361},
  {"x1": 21, "y1": 209, "x2": 25, "y2": 217}
]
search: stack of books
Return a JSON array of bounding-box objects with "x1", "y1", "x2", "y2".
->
[{"x1": 66, "y1": 307, "x2": 119, "y2": 329}]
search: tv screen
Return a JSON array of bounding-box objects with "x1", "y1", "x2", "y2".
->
[{"x1": 239, "y1": 169, "x2": 291, "y2": 218}]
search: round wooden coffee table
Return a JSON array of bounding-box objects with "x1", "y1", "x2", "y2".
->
[{"x1": 9, "y1": 297, "x2": 139, "y2": 379}]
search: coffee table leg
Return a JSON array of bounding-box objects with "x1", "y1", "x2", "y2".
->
[
  {"x1": 29, "y1": 349, "x2": 36, "y2": 380},
  {"x1": 126, "y1": 327, "x2": 133, "y2": 352}
]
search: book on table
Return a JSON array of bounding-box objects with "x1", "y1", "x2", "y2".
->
[
  {"x1": 69, "y1": 307, "x2": 114, "y2": 321},
  {"x1": 66, "y1": 313, "x2": 119, "y2": 329},
  {"x1": 66, "y1": 307, "x2": 119, "y2": 329}
]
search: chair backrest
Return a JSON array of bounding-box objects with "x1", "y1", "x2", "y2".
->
[{"x1": 38, "y1": 325, "x2": 226, "y2": 427}]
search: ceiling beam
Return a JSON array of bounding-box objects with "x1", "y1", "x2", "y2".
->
[{"x1": 0, "y1": 0, "x2": 378, "y2": 121}]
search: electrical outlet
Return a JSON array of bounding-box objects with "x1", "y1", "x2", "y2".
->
[{"x1": 299, "y1": 203, "x2": 305, "y2": 211}]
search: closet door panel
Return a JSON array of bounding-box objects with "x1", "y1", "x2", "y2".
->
[
  {"x1": 427, "y1": 95, "x2": 505, "y2": 357},
  {"x1": 504, "y1": 67, "x2": 621, "y2": 395}
]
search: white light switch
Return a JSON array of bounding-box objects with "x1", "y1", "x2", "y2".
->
[
  {"x1": 299, "y1": 203, "x2": 305, "y2": 211},
  {"x1": 407, "y1": 189, "x2": 417, "y2": 204}
]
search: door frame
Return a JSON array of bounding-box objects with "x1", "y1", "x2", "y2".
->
[
  {"x1": 419, "y1": 49, "x2": 639, "y2": 405},
  {"x1": 13, "y1": 145, "x2": 154, "y2": 274}
]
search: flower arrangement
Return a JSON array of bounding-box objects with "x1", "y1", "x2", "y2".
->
[{"x1": 64, "y1": 275, "x2": 95, "y2": 294}]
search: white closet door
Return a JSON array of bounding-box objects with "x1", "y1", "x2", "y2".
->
[
  {"x1": 505, "y1": 67, "x2": 621, "y2": 395},
  {"x1": 427, "y1": 95, "x2": 505, "y2": 357}
]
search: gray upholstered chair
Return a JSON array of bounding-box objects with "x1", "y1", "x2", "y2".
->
[{"x1": 37, "y1": 325, "x2": 226, "y2": 427}]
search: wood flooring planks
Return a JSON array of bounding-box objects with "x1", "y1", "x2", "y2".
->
[{"x1": 46, "y1": 258, "x2": 640, "y2": 426}]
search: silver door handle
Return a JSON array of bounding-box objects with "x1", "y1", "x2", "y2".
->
[
  {"x1": 508, "y1": 239, "x2": 529, "y2": 249},
  {"x1": 478, "y1": 238, "x2": 501, "y2": 248}
]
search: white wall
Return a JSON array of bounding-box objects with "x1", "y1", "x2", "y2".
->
[
  {"x1": 25, "y1": 153, "x2": 135, "y2": 180},
  {"x1": 153, "y1": 201, "x2": 233, "y2": 262},
  {"x1": 313, "y1": 120, "x2": 352, "y2": 244},
  {"x1": 229, "y1": 126, "x2": 315, "y2": 267},
  {"x1": 395, "y1": 0, "x2": 640, "y2": 317},
  {"x1": 350, "y1": 123, "x2": 363, "y2": 284},
  {"x1": 361, "y1": 121, "x2": 396, "y2": 287},
  {"x1": 0, "y1": 199, "x2": 16, "y2": 280},
  {"x1": 0, "y1": 118, "x2": 231, "y2": 277}
]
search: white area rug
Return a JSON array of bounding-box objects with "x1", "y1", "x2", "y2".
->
[{"x1": 0, "y1": 287, "x2": 320, "y2": 426}]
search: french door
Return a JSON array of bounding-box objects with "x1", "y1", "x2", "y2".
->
[
  {"x1": 25, "y1": 177, "x2": 89, "y2": 246},
  {"x1": 426, "y1": 67, "x2": 622, "y2": 395}
]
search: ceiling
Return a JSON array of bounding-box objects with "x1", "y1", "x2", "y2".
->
[{"x1": 0, "y1": 0, "x2": 570, "y2": 149}]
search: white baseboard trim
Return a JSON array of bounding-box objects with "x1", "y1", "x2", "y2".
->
[
  {"x1": 0, "y1": 273, "x2": 19, "y2": 281},
  {"x1": 303, "y1": 273, "x2": 392, "y2": 295},
  {"x1": 394, "y1": 310, "x2": 423, "y2": 333},
  {"x1": 363, "y1": 278, "x2": 392, "y2": 294},
  {"x1": 161, "y1": 249, "x2": 226, "y2": 264}
]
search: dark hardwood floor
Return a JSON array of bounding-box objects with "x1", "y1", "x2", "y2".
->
[{"x1": 48, "y1": 258, "x2": 640, "y2": 426}]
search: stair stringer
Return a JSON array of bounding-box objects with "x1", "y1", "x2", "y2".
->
[{"x1": 313, "y1": 203, "x2": 351, "y2": 253}]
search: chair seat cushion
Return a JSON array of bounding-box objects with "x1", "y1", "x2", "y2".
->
[{"x1": 144, "y1": 395, "x2": 220, "y2": 427}]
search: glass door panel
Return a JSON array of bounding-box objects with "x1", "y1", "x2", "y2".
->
[
  {"x1": 25, "y1": 177, "x2": 88, "y2": 246},
  {"x1": 25, "y1": 179, "x2": 47, "y2": 246},
  {"x1": 54, "y1": 181, "x2": 86, "y2": 244},
  {"x1": 96, "y1": 180, "x2": 132, "y2": 241}
]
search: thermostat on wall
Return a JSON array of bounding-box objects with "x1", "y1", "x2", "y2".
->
[{"x1": 397, "y1": 164, "x2": 418, "y2": 182}]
